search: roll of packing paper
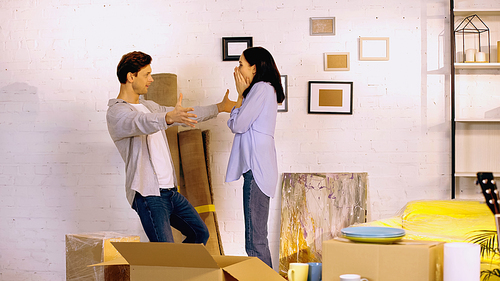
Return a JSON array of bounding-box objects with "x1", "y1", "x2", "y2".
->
[
  {"x1": 476, "y1": 52, "x2": 486, "y2": 62},
  {"x1": 443, "y1": 242, "x2": 480, "y2": 281}
]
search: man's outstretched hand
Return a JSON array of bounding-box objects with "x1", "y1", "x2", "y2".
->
[
  {"x1": 165, "y1": 93, "x2": 198, "y2": 127},
  {"x1": 217, "y1": 89, "x2": 237, "y2": 113}
]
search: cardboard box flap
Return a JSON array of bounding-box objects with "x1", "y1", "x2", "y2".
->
[
  {"x1": 213, "y1": 256, "x2": 285, "y2": 281},
  {"x1": 89, "y1": 255, "x2": 129, "y2": 267},
  {"x1": 112, "y1": 242, "x2": 219, "y2": 269}
]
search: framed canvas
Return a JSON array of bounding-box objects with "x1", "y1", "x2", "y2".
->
[
  {"x1": 324, "y1": 52, "x2": 350, "y2": 71},
  {"x1": 278, "y1": 75, "x2": 288, "y2": 112},
  {"x1": 278, "y1": 173, "x2": 367, "y2": 275},
  {"x1": 359, "y1": 37, "x2": 389, "y2": 61},
  {"x1": 308, "y1": 81, "x2": 353, "y2": 114},
  {"x1": 222, "y1": 37, "x2": 253, "y2": 61},
  {"x1": 310, "y1": 17, "x2": 335, "y2": 36}
]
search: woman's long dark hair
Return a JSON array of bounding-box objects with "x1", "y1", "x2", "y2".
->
[{"x1": 242, "y1": 47, "x2": 285, "y2": 103}]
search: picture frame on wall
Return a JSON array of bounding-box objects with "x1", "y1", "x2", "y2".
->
[
  {"x1": 222, "y1": 37, "x2": 253, "y2": 61},
  {"x1": 310, "y1": 17, "x2": 336, "y2": 36},
  {"x1": 278, "y1": 75, "x2": 288, "y2": 112},
  {"x1": 308, "y1": 81, "x2": 353, "y2": 114},
  {"x1": 324, "y1": 52, "x2": 350, "y2": 71},
  {"x1": 359, "y1": 37, "x2": 389, "y2": 61}
]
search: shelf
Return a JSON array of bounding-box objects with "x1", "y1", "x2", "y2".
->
[
  {"x1": 455, "y1": 118, "x2": 500, "y2": 123},
  {"x1": 454, "y1": 63, "x2": 500, "y2": 69},
  {"x1": 456, "y1": 172, "x2": 500, "y2": 177},
  {"x1": 454, "y1": 9, "x2": 500, "y2": 16}
]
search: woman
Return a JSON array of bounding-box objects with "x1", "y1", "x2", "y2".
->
[{"x1": 225, "y1": 47, "x2": 285, "y2": 268}]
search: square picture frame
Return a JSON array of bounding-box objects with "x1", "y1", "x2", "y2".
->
[
  {"x1": 359, "y1": 37, "x2": 389, "y2": 61},
  {"x1": 308, "y1": 81, "x2": 353, "y2": 114},
  {"x1": 310, "y1": 17, "x2": 336, "y2": 36},
  {"x1": 222, "y1": 37, "x2": 253, "y2": 61},
  {"x1": 324, "y1": 52, "x2": 350, "y2": 71},
  {"x1": 278, "y1": 75, "x2": 288, "y2": 112}
]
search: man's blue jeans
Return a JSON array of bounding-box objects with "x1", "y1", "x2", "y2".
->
[
  {"x1": 243, "y1": 170, "x2": 272, "y2": 267},
  {"x1": 131, "y1": 188, "x2": 209, "y2": 244}
]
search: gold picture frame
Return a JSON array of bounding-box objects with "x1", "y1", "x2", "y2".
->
[{"x1": 324, "y1": 52, "x2": 350, "y2": 71}]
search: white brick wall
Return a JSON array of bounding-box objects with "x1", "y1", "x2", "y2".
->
[{"x1": 0, "y1": 0, "x2": 462, "y2": 279}]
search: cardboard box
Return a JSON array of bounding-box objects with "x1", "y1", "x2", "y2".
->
[
  {"x1": 323, "y1": 238, "x2": 444, "y2": 281},
  {"x1": 65, "y1": 232, "x2": 140, "y2": 281},
  {"x1": 92, "y1": 242, "x2": 285, "y2": 281}
]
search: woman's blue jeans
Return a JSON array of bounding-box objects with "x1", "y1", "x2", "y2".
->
[
  {"x1": 131, "y1": 188, "x2": 209, "y2": 244},
  {"x1": 243, "y1": 170, "x2": 272, "y2": 267}
]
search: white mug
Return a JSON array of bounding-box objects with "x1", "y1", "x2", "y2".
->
[{"x1": 340, "y1": 274, "x2": 368, "y2": 281}]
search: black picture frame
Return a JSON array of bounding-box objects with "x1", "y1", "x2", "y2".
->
[
  {"x1": 222, "y1": 37, "x2": 253, "y2": 61},
  {"x1": 278, "y1": 75, "x2": 288, "y2": 112},
  {"x1": 308, "y1": 81, "x2": 353, "y2": 114}
]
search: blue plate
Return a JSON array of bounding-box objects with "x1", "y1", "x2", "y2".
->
[
  {"x1": 341, "y1": 226, "x2": 405, "y2": 238},
  {"x1": 343, "y1": 235, "x2": 404, "y2": 244}
]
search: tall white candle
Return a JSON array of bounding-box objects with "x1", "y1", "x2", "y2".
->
[
  {"x1": 465, "y1": 49, "x2": 476, "y2": 62},
  {"x1": 443, "y1": 243, "x2": 480, "y2": 281}
]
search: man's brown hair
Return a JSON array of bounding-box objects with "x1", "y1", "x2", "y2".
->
[{"x1": 116, "y1": 51, "x2": 152, "y2": 84}]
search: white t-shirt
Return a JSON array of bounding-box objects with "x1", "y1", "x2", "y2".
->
[{"x1": 130, "y1": 103, "x2": 175, "y2": 189}]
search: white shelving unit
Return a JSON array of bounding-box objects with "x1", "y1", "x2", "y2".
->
[{"x1": 451, "y1": 1, "x2": 500, "y2": 199}]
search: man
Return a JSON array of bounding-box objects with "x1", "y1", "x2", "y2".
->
[{"x1": 107, "y1": 51, "x2": 235, "y2": 243}]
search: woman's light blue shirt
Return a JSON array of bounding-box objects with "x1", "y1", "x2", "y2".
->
[{"x1": 225, "y1": 82, "x2": 278, "y2": 198}]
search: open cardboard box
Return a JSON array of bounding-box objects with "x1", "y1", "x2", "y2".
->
[
  {"x1": 323, "y1": 238, "x2": 444, "y2": 281},
  {"x1": 91, "y1": 242, "x2": 284, "y2": 281}
]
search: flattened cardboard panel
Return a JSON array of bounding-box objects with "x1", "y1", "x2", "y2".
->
[
  {"x1": 112, "y1": 242, "x2": 218, "y2": 269},
  {"x1": 202, "y1": 130, "x2": 224, "y2": 255},
  {"x1": 130, "y1": 266, "x2": 221, "y2": 281},
  {"x1": 178, "y1": 129, "x2": 223, "y2": 255}
]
